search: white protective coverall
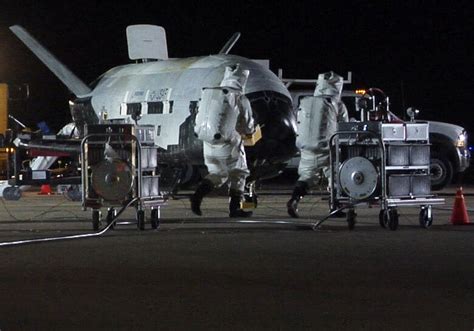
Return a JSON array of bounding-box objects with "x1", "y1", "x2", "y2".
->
[
  {"x1": 191, "y1": 65, "x2": 255, "y2": 217},
  {"x1": 296, "y1": 71, "x2": 348, "y2": 186},
  {"x1": 287, "y1": 71, "x2": 348, "y2": 218}
]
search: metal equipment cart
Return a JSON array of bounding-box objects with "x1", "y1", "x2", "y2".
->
[
  {"x1": 328, "y1": 91, "x2": 444, "y2": 230},
  {"x1": 81, "y1": 124, "x2": 166, "y2": 230}
]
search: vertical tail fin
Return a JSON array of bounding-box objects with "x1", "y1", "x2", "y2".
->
[{"x1": 218, "y1": 32, "x2": 241, "y2": 55}]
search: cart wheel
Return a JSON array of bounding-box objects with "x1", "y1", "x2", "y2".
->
[
  {"x1": 346, "y1": 209, "x2": 356, "y2": 230},
  {"x1": 106, "y1": 208, "x2": 116, "y2": 230},
  {"x1": 419, "y1": 207, "x2": 433, "y2": 229},
  {"x1": 388, "y1": 208, "x2": 399, "y2": 231},
  {"x1": 137, "y1": 210, "x2": 145, "y2": 231},
  {"x1": 379, "y1": 209, "x2": 387, "y2": 228},
  {"x1": 151, "y1": 208, "x2": 160, "y2": 230},
  {"x1": 92, "y1": 210, "x2": 101, "y2": 231}
]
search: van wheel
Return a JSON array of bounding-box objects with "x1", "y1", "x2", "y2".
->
[{"x1": 430, "y1": 154, "x2": 453, "y2": 191}]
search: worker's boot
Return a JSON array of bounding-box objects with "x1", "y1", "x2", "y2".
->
[
  {"x1": 287, "y1": 181, "x2": 308, "y2": 218},
  {"x1": 229, "y1": 189, "x2": 253, "y2": 218},
  {"x1": 190, "y1": 179, "x2": 214, "y2": 216}
]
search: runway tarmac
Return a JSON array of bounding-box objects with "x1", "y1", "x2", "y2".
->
[{"x1": 0, "y1": 185, "x2": 473, "y2": 330}]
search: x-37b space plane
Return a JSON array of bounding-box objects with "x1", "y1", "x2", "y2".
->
[{"x1": 9, "y1": 24, "x2": 297, "y2": 185}]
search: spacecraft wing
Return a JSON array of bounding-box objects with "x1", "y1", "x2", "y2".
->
[{"x1": 9, "y1": 25, "x2": 91, "y2": 97}]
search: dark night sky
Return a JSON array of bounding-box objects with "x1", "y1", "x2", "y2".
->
[{"x1": 0, "y1": 0, "x2": 472, "y2": 142}]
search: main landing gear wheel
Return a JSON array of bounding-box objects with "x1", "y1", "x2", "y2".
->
[
  {"x1": 419, "y1": 206, "x2": 433, "y2": 229},
  {"x1": 151, "y1": 208, "x2": 160, "y2": 230},
  {"x1": 106, "y1": 208, "x2": 116, "y2": 230},
  {"x1": 244, "y1": 194, "x2": 258, "y2": 208},
  {"x1": 346, "y1": 209, "x2": 356, "y2": 230},
  {"x1": 244, "y1": 182, "x2": 258, "y2": 208},
  {"x1": 92, "y1": 210, "x2": 101, "y2": 231},
  {"x1": 137, "y1": 210, "x2": 145, "y2": 231}
]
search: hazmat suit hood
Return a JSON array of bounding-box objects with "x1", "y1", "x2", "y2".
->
[
  {"x1": 314, "y1": 71, "x2": 343, "y2": 100},
  {"x1": 220, "y1": 64, "x2": 249, "y2": 93}
]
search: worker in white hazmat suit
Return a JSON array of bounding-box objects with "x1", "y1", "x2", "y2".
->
[
  {"x1": 191, "y1": 65, "x2": 256, "y2": 217},
  {"x1": 287, "y1": 71, "x2": 348, "y2": 218}
]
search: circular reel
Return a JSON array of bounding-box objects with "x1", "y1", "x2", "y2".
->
[
  {"x1": 338, "y1": 156, "x2": 379, "y2": 201},
  {"x1": 91, "y1": 159, "x2": 134, "y2": 201}
]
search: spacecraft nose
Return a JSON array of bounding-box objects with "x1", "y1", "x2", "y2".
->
[{"x1": 246, "y1": 91, "x2": 297, "y2": 163}]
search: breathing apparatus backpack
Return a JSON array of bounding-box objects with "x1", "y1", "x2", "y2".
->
[
  {"x1": 296, "y1": 96, "x2": 338, "y2": 152},
  {"x1": 194, "y1": 87, "x2": 239, "y2": 144}
]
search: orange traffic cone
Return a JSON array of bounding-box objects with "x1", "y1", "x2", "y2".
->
[
  {"x1": 38, "y1": 184, "x2": 53, "y2": 195},
  {"x1": 450, "y1": 187, "x2": 470, "y2": 225}
]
